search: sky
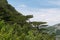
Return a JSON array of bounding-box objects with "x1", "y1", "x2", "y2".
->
[{"x1": 7, "y1": 0, "x2": 60, "y2": 25}]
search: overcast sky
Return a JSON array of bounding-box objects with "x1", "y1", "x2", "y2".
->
[{"x1": 8, "y1": 0, "x2": 60, "y2": 25}]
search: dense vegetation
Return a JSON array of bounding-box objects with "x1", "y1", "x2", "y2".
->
[{"x1": 0, "y1": 0, "x2": 55, "y2": 40}]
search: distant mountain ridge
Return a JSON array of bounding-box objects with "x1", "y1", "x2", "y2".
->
[
  {"x1": 52, "y1": 23, "x2": 60, "y2": 35},
  {"x1": 53, "y1": 23, "x2": 60, "y2": 29}
]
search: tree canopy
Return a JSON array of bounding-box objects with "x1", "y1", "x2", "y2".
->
[{"x1": 0, "y1": 0, "x2": 55, "y2": 40}]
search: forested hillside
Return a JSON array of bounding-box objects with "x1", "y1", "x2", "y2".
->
[{"x1": 0, "y1": 0, "x2": 55, "y2": 40}]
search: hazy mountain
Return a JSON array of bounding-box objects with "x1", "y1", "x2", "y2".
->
[{"x1": 52, "y1": 23, "x2": 60, "y2": 35}]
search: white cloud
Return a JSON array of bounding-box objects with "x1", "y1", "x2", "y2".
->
[
  {"x1": 8, "y1": 0, "x2": 60, "y2": 26},
  {"x1": 18, "y1": 4, "x2": 27, "y2": 8},
  {"x1": 16, "y1": 6, "x2": 60, "y2": 25}
]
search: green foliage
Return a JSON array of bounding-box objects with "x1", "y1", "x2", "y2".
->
[
  {"x1": 0, "y1": 20, "x2": 55, "y2": 40},
  {"x1": 0, "y1": 0, "x2": 55, "y2": 40}
]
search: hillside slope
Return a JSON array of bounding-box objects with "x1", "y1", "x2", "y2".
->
[{"x1": 0, "y1": 0, "x2": 33, "y2": 25}]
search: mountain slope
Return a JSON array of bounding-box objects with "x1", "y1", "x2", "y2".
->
[
  {"x1": 0, "y1": 0, "x2": 33, "y2": 25},
  {"x1": 52, "y1": 23, "x2": 60, "y2": 35}
]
